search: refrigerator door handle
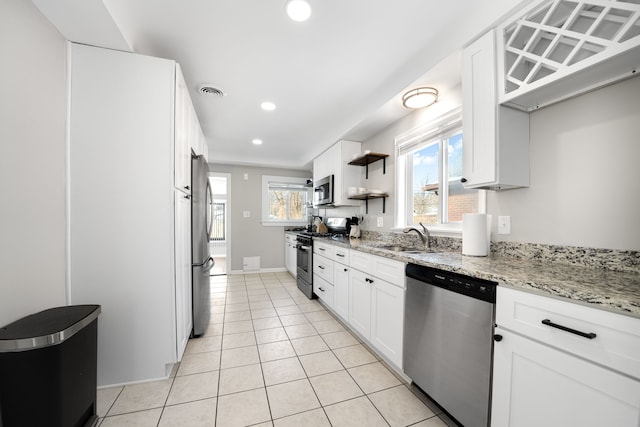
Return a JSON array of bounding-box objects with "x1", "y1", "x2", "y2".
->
[
  {"x1": 193, "y1": 256, "x2": 215, "y2": 269},
  {"x1": 203, "y1": 256, "x2": 215, "y2": 273},
  {"x1": 205, "y1": 181, "x2": 213, "y2": 239}
]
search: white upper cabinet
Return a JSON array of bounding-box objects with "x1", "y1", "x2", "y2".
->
[
  {"x1": 497, "y1": 0, "x2": 640, "y2": 111},
  {"x1": 462, "y1": 29, "x2": 530, "y2": 190},
  {"x1": 313, "y1": 140, "x2": 361, "y2": 206},
  {"x1": 174, "y1": 65, "x2": 191, "y2": 194}
]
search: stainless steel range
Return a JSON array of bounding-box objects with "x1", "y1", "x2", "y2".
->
[{"x1": 295, "y1": 218, "x2": 350, "y2": 299}]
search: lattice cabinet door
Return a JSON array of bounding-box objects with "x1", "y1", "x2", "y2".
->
[{"x1": 497, "y1": 0, "x2": 640, "y2": 110}]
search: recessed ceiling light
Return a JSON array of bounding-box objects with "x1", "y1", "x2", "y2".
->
[
  {"x1": 286, "y1": 0, "x2": 312, "y2": 22},
  {"x1": 261, "y1": 102, "x2": 277, "y2": 111},
  {"x1": 252, "y1": 139, "x2": 263, "y2": 145}
]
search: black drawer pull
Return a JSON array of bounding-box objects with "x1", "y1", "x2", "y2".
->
[
  {"x1": 336, "y1": 253, "x2": 345, "y2": 257},
  {"x1": 541, "y1": 319, "x2": 597, "y2": 339},
  {"x1": 318, "y1": 265, "x2": 325, "y2": 270}
]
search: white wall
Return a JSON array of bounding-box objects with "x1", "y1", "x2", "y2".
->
[
  {"x1": 0, "y1": 0, "x2": 68, "y2": 326},
  {"x1": 359, "y1": 76, "x2": 640, "y2": 252},
  {"x1": 209, "y1": 164, "x2": 311, "y2": 272},
  {"x1": 489, "y1": 76, "x2": 640, "y2": 251}
]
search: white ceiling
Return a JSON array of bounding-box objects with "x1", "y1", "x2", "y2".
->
[{"x1": 34, "y1": 0, "x2": 527, "y2": 170}]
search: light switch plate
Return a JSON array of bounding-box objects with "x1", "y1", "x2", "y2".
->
[
  {"x1": 498, "y1": 216, "x2": 511, "y2": 234},
  {"x1": 243, "y1": 211, "x2": 250, "y2": 218},
  {"x1": 377, "y1": 217, "x2": 383, "y2": 227}
]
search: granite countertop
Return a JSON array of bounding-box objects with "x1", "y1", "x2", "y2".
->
[{"x1": 315, "y1": 236, "x2": 640, "y2": 318}]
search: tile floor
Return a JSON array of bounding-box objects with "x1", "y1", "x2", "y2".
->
[{"x1": 97, "y1": 272, "x2": 456, "y2": 426}]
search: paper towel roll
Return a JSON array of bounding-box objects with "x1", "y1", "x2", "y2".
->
[{"x1": 462, "y1": 213, "x2": 491, "y2": 256}]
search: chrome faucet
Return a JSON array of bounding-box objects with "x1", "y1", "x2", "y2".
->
[{"x1": 403, "y1": 222, "x2": 430, "y2": 248}]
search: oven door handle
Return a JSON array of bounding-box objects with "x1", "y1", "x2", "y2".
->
[{"x1": 297, "y1": 245, "x2": 311, "y2": 251}]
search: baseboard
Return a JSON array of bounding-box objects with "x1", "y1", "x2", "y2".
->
[{"x1": 229, "y1": 267, "x2": 288, "y2": 275}]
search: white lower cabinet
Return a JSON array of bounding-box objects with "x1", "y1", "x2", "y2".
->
[
  {"x1": 492, "y1": 327, "x2": 640, "y2": 427},
  {"x1": 348, "y1": 269, "x2": 372, "y2": 338},
  {"x1": 284, "y1": 233, "x2": 297, "y2": 277},
  {"x1": 349, "y1": 267, "x2": 404, "y2": 368},
  {"x1": 492, "y1": 287, "x2": 640, "y2": 426}
]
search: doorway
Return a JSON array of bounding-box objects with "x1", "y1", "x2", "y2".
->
[{"x1": 208, "y1": 173, "x2": 230, "y2": 275}]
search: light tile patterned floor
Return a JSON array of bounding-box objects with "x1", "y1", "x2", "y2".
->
[{"x1": 97, "y1": 272, "x2": 456, "y2": 426}]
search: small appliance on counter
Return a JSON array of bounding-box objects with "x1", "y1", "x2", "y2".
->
[{"x1": 349, "y1": 216, "x2": 361, "y2": 238}]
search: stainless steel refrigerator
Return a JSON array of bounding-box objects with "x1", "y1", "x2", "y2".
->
[{"x1": 191, "y1": 154, "x2": 214, "y2": 336}]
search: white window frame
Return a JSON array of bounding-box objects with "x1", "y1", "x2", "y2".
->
[
  {"x1": 394, "y1": 108, "x2": 485, "y2": 236},
  {"x1": 261, "y1": 175, "x2": 310, "y2": 226}
]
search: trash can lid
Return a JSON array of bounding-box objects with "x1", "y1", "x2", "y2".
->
[{"x1": 0, "y1": 305, "x2": 101, "y2": 352}]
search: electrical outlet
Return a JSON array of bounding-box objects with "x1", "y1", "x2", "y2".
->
[
  {"x1": 243, "y1": 173, "x2": 249, "y2": 180},
  {"x1": 498, "y1": 216, "x2": 511, "y2": 235},
  {"x1": 377, "y1": 217, "x2": 383, "y2": 227},
  {"x1": 243, "y1": 211, "x2": 250, "y2": 218}
]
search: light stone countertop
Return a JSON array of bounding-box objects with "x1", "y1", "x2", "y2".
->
[{"x1": 315, "y1": 236, "x2": 640, "y2": 318}]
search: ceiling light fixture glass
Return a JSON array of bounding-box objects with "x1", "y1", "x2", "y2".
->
[
  {"x1": 402, "y1": 87, "x2": 439, "y2": 109},
  {"x1": 286, "y1": 0, "x2": 312, "y2": 22},
  {"x1": 261, "y1": 102, "x2": 277, "y2": 111},
  {"x1": 252, "y1": 139, "x2": 263, "y2": 145}
]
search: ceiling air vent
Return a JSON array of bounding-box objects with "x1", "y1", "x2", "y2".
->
[{"x1": 198, "y1": 84, "x2": 226, "y2": 97}]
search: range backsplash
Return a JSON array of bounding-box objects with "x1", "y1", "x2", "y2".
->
[{"x1": 360, "y1": 230, "x2": 639, "y2": 274}]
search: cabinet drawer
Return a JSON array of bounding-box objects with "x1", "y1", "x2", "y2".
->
[
  {"x1": 349, "y1": 250, "x2": 405, "y2": 288},
  {"x1": 314, "y1": 240, "x2": 335, "y2": 258},
  {"x1": 334, "y1": 247, "x2": 350, "y2": 265},
  {"x1": 314, "y1": 275, "x2": 334, "y2": 308},
  {"x1": 371, "y1": 256, "x2": 404, "y2": 288},
  {"x1": 349, "y1": 250, "x2": 371, "y2": 272},
  {"x1": 313, "y1": 254, "x2": 334, "y2": 284},
  {"x1": 497, "y1": 286, "x2": 640, "y2": 379}
]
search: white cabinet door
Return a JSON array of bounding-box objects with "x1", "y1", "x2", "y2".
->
[
  {"x1": 174, "y1": 65, "x2": 192, "y2": 194},
  {"x1": 333, "y1": 262, "x2": 349, "y2": 321},
  {"x1": 174, "y1": 191, "x2": 192, "y2": 360},
  {"x1": 348, "y1": 269, "x2": 371, "y2": 338},
  {"x1": 370, "y1": 278, "x2": 404, "y2": 368},
  {"x1": 462, "y1": 30, "x2": 529, "y2": 190},
  {"x1": 492, "y1": 327, "x2": 640, "y2": 427},
  {"x1": 285, "y1": 234, "x2": 297, "y2": 277}
]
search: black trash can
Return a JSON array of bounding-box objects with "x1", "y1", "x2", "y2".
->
[{"x1": 0, "y1": 305, "x2": 101, "y2": 427}]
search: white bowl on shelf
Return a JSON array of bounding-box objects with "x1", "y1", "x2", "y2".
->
[{"x1": 358, "y1": 187, "x2": 367, "y2": 194}]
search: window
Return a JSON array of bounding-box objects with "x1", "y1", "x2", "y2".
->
[
  {"x1": 261, "y1": 175, "x2": 310, "y2": 226},
  {"x1": 396, "y1": 108, "x2": 482, "y2": 231}
]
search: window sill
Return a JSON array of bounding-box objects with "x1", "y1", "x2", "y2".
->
[
  {"x1": 392, "y1": 224, "x2": 462, "y2": 238},
  {"x1": 261, "y1": 221, "x2": 307, "y2": 227}
]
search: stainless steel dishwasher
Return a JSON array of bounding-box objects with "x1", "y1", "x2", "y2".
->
[{"x1": 404, "y1": 263, "x2": 497, "y2": 427}]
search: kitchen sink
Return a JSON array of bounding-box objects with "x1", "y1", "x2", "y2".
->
[{"x1": 375, "y1": 245, "x2": 426, "y2": 254}]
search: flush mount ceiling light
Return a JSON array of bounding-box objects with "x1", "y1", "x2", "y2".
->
[
  {"x1": 286, "y1": 0, "x2": 312, "y2": 22},
  {"x1": 252, "y1": 139, "x2": 263, "y2": 145},
  {"x1": 261, "y1": 101, "x2": 277, "y2": 111},
  {"x1": 402, "y1": 87, "x2": 439, "y2": 109}
]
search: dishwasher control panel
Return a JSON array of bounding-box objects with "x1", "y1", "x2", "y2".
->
[{"x1": 406, "y1": 263, "x2": 497, "y2": 303}]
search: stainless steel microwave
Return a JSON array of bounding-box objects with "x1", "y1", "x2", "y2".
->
[{"x1": 314, "y1": 175, "x2": 334, "y2": 206}]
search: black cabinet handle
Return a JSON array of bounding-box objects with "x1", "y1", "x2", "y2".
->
[
  {"x1": 319, "y1": 247, "x2": 325, "y2": 251},
  {"x1": 365, "y1": 278, "x2": 374, "y2": 284},
  {"x1": 318, "y1": 287, "x2": 324, "y2": 292},
  {"x1": 461, "y1": 178, "x2": 467, "y2": 183},
  {"x1": 318, "y1": 265, "x2": 325, "y2": 270},
  {"x1": 344, "y1": 268, "x2": 348, "y2": 272},
  {"x1": 336, "y1": 253, "x2": 345, "y2": 257},
  {"x1": 541, "y1": 319, "x2": 597, "y2": 339},
  {"x1": 494, "y1": 334, "x2": 503, "y2": 342}
]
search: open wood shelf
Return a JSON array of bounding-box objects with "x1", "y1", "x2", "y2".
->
[
  {"x1": 348, "y1": 152, "x2": 389, "y2": 179},
  {"x1": 347, "y1": 193, "x2": 389, "y2": 214}
]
